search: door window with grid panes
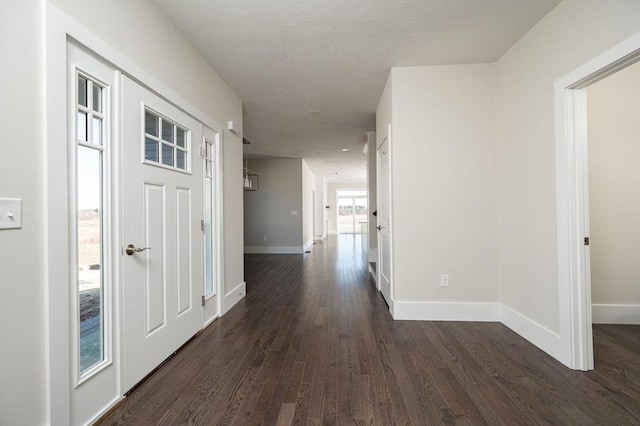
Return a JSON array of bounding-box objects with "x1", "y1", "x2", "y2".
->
[{"x1": 144, "y1": 109, "x2": 190, "y2": 172}]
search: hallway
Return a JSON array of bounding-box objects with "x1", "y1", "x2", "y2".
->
[{"x1": 99, "y1": 235, "x2": 640, "y2": 425}]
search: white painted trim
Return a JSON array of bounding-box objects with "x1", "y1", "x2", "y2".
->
[
  {"x1": 387, "y1": 124, "x2": 395, "y2": 303},
  {"x1": 69, "y1": 45, "x2": 117, "y2": 389},
  {"x1": 368, "y1": 263, "x2": 377, "y2": 282},
  {"x1": 376, "y1": 124, "x2": 394, "y2": 304},
  {"x1": 501, "y1": 305, "x2": 561, "y2": 360},
  {"x1": 393, "y1": 302, "x2": 500, "y2": 322},
  {"x1": 202, "y1": 126, "x2": 224, "y2": 325},
  {"x1": 387, "y1": 296, "x2": 395, "y2": 318},
  {"x1": 368, "y1": 248, "x2": 377, "y2": 264},
  {"x1": 222, "y1": 281, "x2": 246, "y2": 315},
  {"x1": 203, "y1": 314, "x2": 220, "y2": 328},
  {"x1": 390, "y1": 301, "x2": 563, "y2": 362},
  {"x1": 45, "y1": 6, "x2": 73, "y2": 424},
  {"x1": 592, "y1": 304, "x2": 640, "y2": 325},
  {"x1": 215, "y1": 128, "x2": 224, "y2": 320},
  {"x1": 555, "y1": 32, "x2": 640, "y2": 371},
  {"x1": 83, "y1": 396, "x2": 122, "y2": 426},
  {"x1": 244, "y1": 246, "x2": 304, "y2": 254},
  {"x1": 303, "y1": 239, "x2": 314, "y2": 252}
]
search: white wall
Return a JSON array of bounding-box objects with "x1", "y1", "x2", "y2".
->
[
  {"x1": 326, "y1": 182, "x2": 367, "y2": 234},
  {"x1": 302, "y1": 160, "x2": 316, "y2": 250},
  {"x1": 496, "y1": 0, "x2": 640, "y2": 333},
  {"x1": 388, "y1": 64, "x2": 499, "y2": 304},
  {"x1": 587, "y1": 61, "x2": 640, "y2": 322},
  {"x1": 0, "y1": 2, "x2": 47, "y2": 425},
  {"x1": 244, "y1": 158, "x2": 304, "y2": 252}
]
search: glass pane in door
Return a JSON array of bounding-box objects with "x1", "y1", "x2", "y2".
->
[
  {"x1": 77, "y1": 146, "x2": 104, "y2": 374},
  {"x1": 354, "y1": 197, "x2": 368, "y2": 233},
  {"x1": 337, "y1": 197, "x2": 354, "y2": 233}
]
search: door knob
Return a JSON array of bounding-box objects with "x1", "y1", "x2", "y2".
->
[
  {"x1": 376, "y1": 226, "x2": 382, "y2": 230},
  {"x1": 125, "y1": 244, "x2": 151, "y2": 256}
]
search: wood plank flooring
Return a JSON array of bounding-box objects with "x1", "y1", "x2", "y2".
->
[{"x1": 98, "y1": 235, "x2": 640, "y2": 425}]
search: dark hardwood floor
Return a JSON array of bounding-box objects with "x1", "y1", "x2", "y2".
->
[{"x1": 98, "y1": 235, "x2": 640, "y2": 425}]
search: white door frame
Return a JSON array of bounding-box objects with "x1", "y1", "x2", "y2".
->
[
  {"x1": 203, "y1": 126, "x2": 224, "y2": 326},
  {"x1": 376, "y1": 125, "x2": 394, "y2": 312},
  {"x1": 554, "y1": 32, "x2": 640, "y2": 371}
]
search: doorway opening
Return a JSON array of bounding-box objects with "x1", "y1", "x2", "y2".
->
[
  {"x1": 554, "y1": 34, "x2": 639, "y2": 371},
  {"x1": 586, "y1": 61, "x2": 640, "y2": 329}
]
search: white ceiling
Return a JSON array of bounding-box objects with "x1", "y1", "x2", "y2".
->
[{"x1": 154, "y1": 0, "x2": 560, "y2": 183}]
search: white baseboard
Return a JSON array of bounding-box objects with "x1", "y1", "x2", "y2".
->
[
  {"x1": 592, "y1": 304, "x2": 640, "y2": 324},
  {"x1": 368, "y1": 248, "x2": 377, "y2": 263},
  {"x1": 392, "y1": 301, "x2": 500, "y2": 322},
  {"x1": 303, "y1": 239, "x2": 314, "y2": 252},
  {"x1": 390, "y1": 301, "x2": 562, "y2": 361},
  {"x1": 386, "y1": 296, "x2": 395, "y2": 317},
  {"x1": 500, "y1": 304, "x2": 561, "y2": 360},
  {"x1": 315, "y1": 234, "x2": 325, "y2": 241},
  {"x1": 368, "y1": 263, "x2": 377, "y2": 281},
  {"x1": 222, "y1": 281, "x2": 246, "y2": 315},
  {"x1": 203, "y1": 313, "x2": 219, "y2": 328},
  {"x1": 85, "y1": 396, "x2": 122, "y2": 426},
  {"x1": 244, "y1": 246, "x2": 303, "y2": 254}
]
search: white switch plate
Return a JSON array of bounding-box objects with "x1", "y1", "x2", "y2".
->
[
  {"x1": 291, "y1": 210, "x2": 298, "y2": 216},
  {"x1": 0, "y1": 198, "x2": 22, "y2": 230}
]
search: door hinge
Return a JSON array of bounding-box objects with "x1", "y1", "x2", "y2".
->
[
  {"x1": 584, "y1": 237, "x2": 590, "y2": 246},
  {"x1": 201, "y1": 295, "x2": 205, "y2": 307},
  {"x1": 201, "y1": 219, "x2": 205, "y2": 232}
]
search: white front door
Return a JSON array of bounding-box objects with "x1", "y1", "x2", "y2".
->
[
  {"x1": 377, "y1": 135, "x2": 392, "y2": 306},
  {"x1": 121, "y1": 76, "x2": 203, "y2": 391}
]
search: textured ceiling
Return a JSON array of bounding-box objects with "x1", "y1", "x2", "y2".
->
[{"x1": 153, "y1": 0, "x2": 560, "y2": 183}]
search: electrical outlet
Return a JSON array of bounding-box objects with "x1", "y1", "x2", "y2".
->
[
  {"x1": 440, "y1": 274, "x2": 449, "y2": 287},
  {"x1": 263, "y1": 235, "x2": 268, "y2": 242}
]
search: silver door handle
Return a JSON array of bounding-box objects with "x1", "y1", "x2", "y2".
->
[{"x1": 126, "y1": 244, "x2": 151, "y2": 256}]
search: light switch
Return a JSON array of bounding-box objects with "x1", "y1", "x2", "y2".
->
[
  {"x1": 291, "y1": 210, "x2": 298, "y2": 216},
  {"x1": 0, "y1": 198, "x2": 22, "y2": 230}
]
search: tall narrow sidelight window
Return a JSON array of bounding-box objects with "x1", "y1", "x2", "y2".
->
[
  {"x1": 203, "y1": 138, "x2": 216, "y2": 297},
  {"x1": 76, "y1": 73, "x2": 107, "y2": 376}
]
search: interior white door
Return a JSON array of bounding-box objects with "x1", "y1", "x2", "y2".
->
[
  {"x1": 377, "y1": 136, "x2": 392, "y2": 305},
  {"x1": 121, "y1": 76, "x2": 203, "y2": 391}
]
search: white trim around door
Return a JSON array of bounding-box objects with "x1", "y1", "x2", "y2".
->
[{"x1": 554, "y1": 32, "x2": 640, "y2": 371}]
